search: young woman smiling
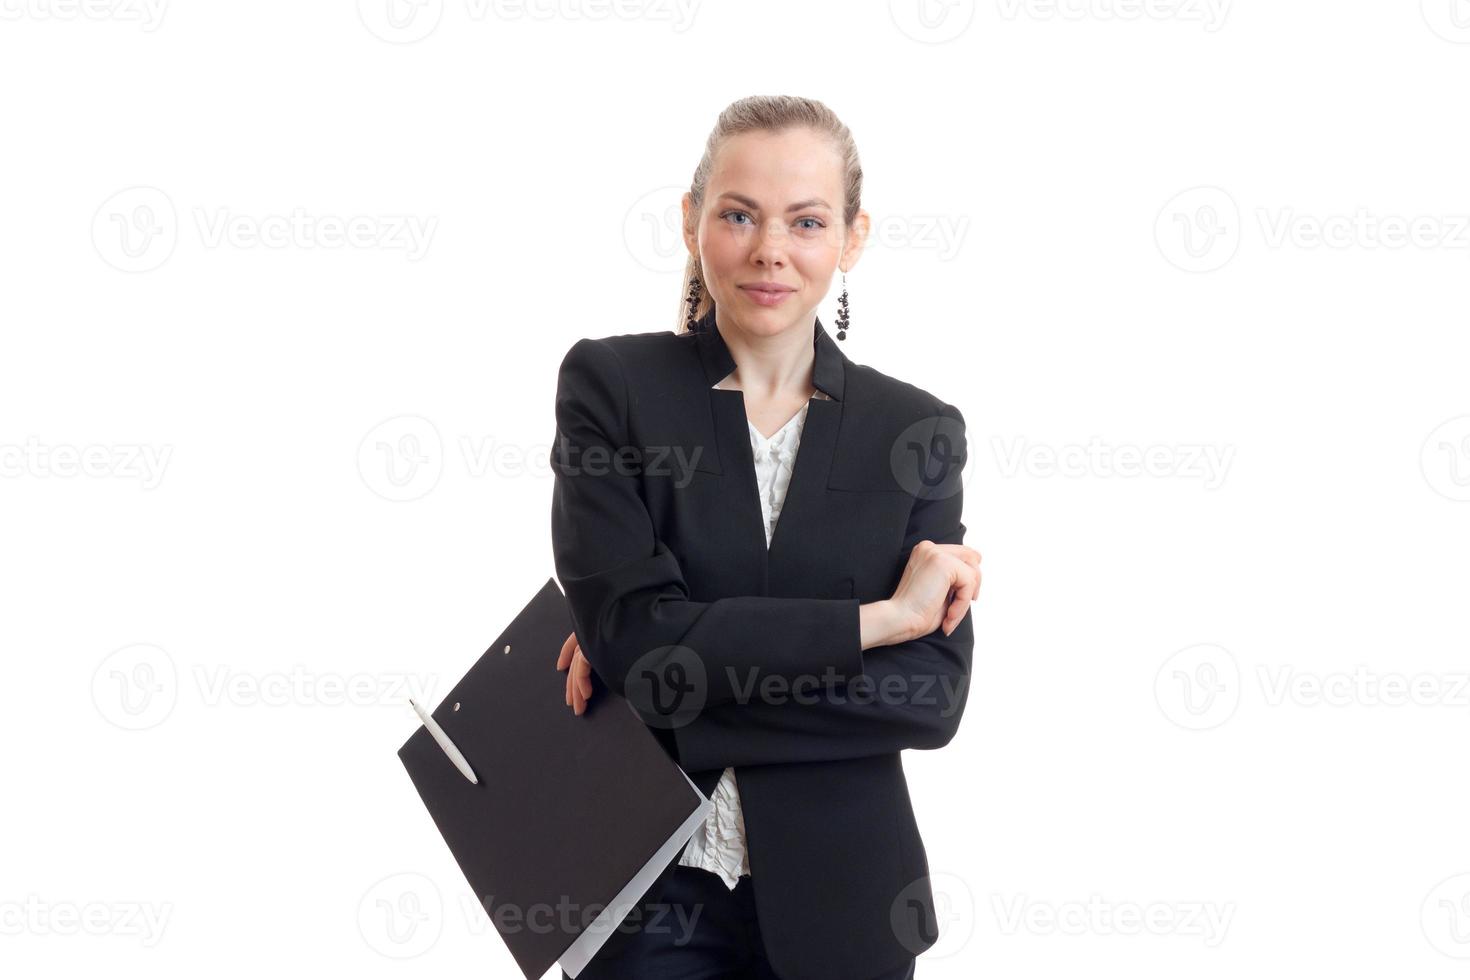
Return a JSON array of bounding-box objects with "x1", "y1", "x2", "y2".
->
[{"x1": 551, "y1": 95, "x2": 979, "y2": 980}]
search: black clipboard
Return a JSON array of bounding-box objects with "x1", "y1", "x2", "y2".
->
[{"x1": 398, "y1": 576, "x2": 709, "y2": 979}]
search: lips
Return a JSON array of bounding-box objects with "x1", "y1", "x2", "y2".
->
[{"x1": 739, "y1": 284, "x2": 794, "y2": 297}]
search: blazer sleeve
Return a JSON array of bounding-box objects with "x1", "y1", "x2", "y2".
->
[
  {"x1": 669, "y1": 403, "x2": 973, "y2": 770},
  {"x1": 550, "y1": 336, "x2": 866, "y2": 707}
]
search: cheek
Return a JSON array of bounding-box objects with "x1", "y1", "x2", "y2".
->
[
  {"x1": 791, "y1": 253, "x2": 836, "y2": 288},
  {"x1": 700, "y1": 228, "x2": 745, "y2": 273},
  {"x1": 791, "y1": 229, "x2": 840, "y2": 261}
]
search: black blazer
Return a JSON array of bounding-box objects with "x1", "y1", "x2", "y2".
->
[{"x1": 549, "y1": 305, "x2": 972, "y2": 980}]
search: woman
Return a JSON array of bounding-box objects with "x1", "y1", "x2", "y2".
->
[{"x1": 550, "y1": 95, "x2": 980, "y2": 980}]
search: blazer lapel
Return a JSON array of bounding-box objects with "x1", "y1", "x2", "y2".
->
[
  {"x1": 691, "y1": 304, "x2": 846, "y2": 401},
  {"x1": 689, "y1": 307, "x2": 851, "y2": 597}
]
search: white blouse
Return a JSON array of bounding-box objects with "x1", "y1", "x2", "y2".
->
[{"x1": 677, "y1": 385, "x2": 834, "y2": 890}]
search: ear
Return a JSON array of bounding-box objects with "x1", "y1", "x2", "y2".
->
[
  {"x1": 841, "y1": 209, "x2": 872, "y2": 271},
  {"x1": 681, "y1": 192, "x2": 699, "y2": 259}
]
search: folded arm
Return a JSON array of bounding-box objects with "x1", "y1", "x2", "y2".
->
[
  {"x1": 550, "y1": 337, "x2": 866, "y2": 709},
  {"x1": 669, "y1": 403, "x2": 973, "y2": 770}
]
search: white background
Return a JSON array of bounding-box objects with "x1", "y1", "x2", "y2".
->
[{"x1": 4, "y1": 1, "x2": 1470, "y2": 978}]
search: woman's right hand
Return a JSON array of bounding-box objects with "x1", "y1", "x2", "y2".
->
[
  {"x1": 874, "y1": 541, "x2": 981, "y2": 647},
  {"x1": 555, "y1": 631, "x2": 594, "y2": 715}
]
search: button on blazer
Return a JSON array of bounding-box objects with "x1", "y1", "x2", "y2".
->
[{"x1": 549, "y1": 306, "x2": 973, "y2": 980}]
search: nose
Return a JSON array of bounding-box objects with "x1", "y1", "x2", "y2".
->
[{"x1": 749, "y1": 219, "x2": 790, "y2": 267}]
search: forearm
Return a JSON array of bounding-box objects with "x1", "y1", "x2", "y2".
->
[
  {"x1": 669, "y1": 609, "x2": 974, "y2": 770},
  {"x1": 860, "y1": 599, "x2": 916, "y2": 651}
]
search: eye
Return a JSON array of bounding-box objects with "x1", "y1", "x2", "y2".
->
[
  {"x1": 796, "y1": 217, "x2": 825, "y2": 232},
  {"x1": 720, "y1": 210, "x2": 753, "y2": 226}
]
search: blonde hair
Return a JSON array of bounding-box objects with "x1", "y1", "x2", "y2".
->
[{"x1": 675, "y1": 95, "x2": 863, "y2": 334}]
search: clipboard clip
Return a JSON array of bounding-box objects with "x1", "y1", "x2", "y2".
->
[{"x1": 408, "y1": 698, "x2": 480, "y2": 785}]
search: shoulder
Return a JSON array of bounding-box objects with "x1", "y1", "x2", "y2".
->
[
  {"x1": 555, "y1": 329, "x2": 692, "y2": 408},
  {"x1": 838, "y1": 361, "x2": 968, "y2": 504},
  {"x1": 845, "y1": 359, "x2": 965, "y2": 428},
  {"x1": 554, "y1": 330, "x2": 688, "y2": 445},
  {"x1": 557, "y1": 329, "x2": 688, "y2": 380}
]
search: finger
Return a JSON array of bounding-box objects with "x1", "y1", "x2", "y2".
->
[
  {"x1": 935, "y1": 543, "x2": 981, "y2": 565},
  {"x1": 556, "y1": 632, "x2": 577, "y2": 670},
  {"x1": 934, "y1": 551, "x2": 978, "y2": 589},
  {"x1": 943, "y1": 566, "x2": 980, "y2": 634},
  {"x1": 575, "y1": 656, "x2": 593, "y2": 700},
  {"x1": 950, "y1": 568, "x2": 979, "y2": 632},
  {"x1": 962, "y1": 560, "x2": 980, "y2": 598},
  {"x1": 943, "y1": 598, "x2": 968, "y2": 635}
]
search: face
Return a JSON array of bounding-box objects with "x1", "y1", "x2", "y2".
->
[{"x1": 683, "y1": 126, "x2": 869, "y2": 338}]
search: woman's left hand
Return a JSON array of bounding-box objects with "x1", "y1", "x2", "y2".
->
[{"x1": 887, "y1": 541, "x2": 982, "y2": 642}]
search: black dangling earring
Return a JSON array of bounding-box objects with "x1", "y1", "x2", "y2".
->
[
  {"x1": 685, "y1": 272, "x2": 702, "y2": 331},
  {"x1": 834, "y1": 268, "x2": 850, "y2": 341}
]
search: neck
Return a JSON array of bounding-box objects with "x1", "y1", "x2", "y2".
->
[{"x1": 711, "y1": 309, "x2": 818, "y2": 399}]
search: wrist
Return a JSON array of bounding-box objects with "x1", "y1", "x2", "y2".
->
[{"x1": 859, "y1": 599, "x2": 914, "y2": 651}]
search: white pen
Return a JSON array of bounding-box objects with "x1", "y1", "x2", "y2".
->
[{"x1": 409, "y1": 698, "x2": 479, "y2": 785}]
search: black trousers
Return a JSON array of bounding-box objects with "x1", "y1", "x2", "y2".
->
[{"x1": 564, "y1": 864, "x2": 917, "y2": 980}]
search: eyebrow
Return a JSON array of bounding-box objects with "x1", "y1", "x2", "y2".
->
[{"x1": 717, "y1": 192, "x2": 832, "y2": 213}]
